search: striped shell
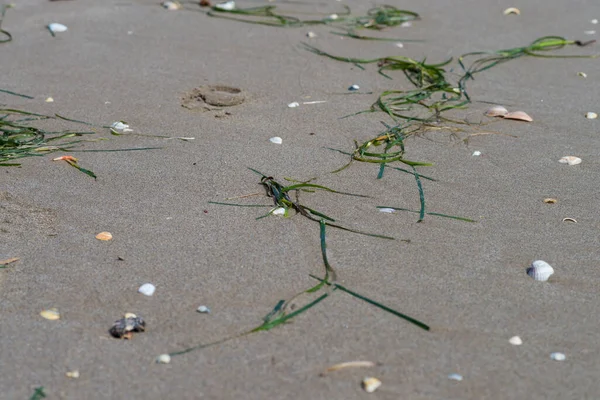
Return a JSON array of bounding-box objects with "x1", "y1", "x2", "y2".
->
[{"x1": 527, "y1": 260, "x2": 554, "y2": 282}]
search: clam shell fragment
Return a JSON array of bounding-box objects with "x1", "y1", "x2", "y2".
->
[
  {"x1": 48, "y1": 23, "x2": 68, "y2": 33},
  {"x1": 503, "y1": 111, "x2": 532, "y2": 122},
  {"x1": 40, "y1": 308, "x2": 60, "y2": 320},
  {"x1": 156, "y1": 354, "x2": 171, "y2": 364},
  {"x1": 138, "y1": 283, "x2": 156, "y2": 296},
  {"x1": 558, "y1": 156, "x2": 582, "y2": 166},
  {"x1": 550, "y1": 352, "x2": 566, "y2": 361},
  {"x1": 95, "y1": 231, "x2": 113, "y2": 241},
  {"x1": 269, "y1": 137, "x2": 283, "y2": 144},
  {"x1": 509, "y1": 336, "x2": 523, "y2": 345},
  {"x1": 503, "y1": 7, "x2": 521, "y2": 15},
  {"x1": 362, "y1": 377, "x2": 382, "y2": 393},
  {"x1": 527, "y1": 260, "x2": 554, "y2": 282},
  {"x1": 585, "y1": 112, "x2": 598, "y2": 119},
  {"x1": 484, "y1": 105, "x2": 508, "y2": 117},
  {"x1": 66, "y1": 370, "x2": 80, "y2": 379}
]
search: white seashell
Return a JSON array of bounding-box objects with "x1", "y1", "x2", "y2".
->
[
  {"x1": 348, "y1": 84, "x2": 360, "y2": 91},
  {"x1": 66, "y1": 370, "x2": 80, "y2": 379},
  {"x1": 584, "y1": 30, "x2": 596, "y2": 35},
  {"x1": 269, "y1": 136, "x2": 283, "y2": 144},
  {"x1": 197, "y1": 305, "x2": 211, "y2": 313},
  {"x1": 509, "y1": 336, "x2": 523, "y2": 345},
  {"x1": 306, "y1": 32, "x2": 317, "y2": 38},
  {"x1": 503, "y1": 7, "x2": 521, "y2": 15},
  {"x1": 550, "y1": 352, "x2": 566, "y2": 361},
  {"x1": 378, "y1": 208, "x2": 396, "y2": 213},
  {"x1": 503, "y1": 111, "x2": 532, "y2": 122},
  {"x1": 361, "y1": 377, "x2": 381, "y2": 393},
  {"x1": 156, "y1": 354, "x2": 171, "y2": 364},
  {"x1": 111, "y1": 121, "x2": 129, "y2": 130},
  {"x1": 527, "y1": 260, "x2": 554, "y2": 282},
  {"x1": 592, "y1": 19, "x2": 599, "y2": 24},
  {"x1": 395, "y1": 42, "x2": 404, "y2": 48},
  {"x1": 138, "y1": 283, "x2": 156, "y2": 296},
  {"x1": 48, "y1": 23, "x2": 68, "y2": 33},
  {"x1": 215, "y1": 1, "x2": 235, "y2": 10},
  {"x1": 484, "y1": 105, "x2": 508, "y2": 117},
  {"x1": 272, "y1": 207, "x2": 286, "y2": 216},
  {"x1": 400, "y1": 21, "x2": 412, "y2": 27},
  {"x1": 448, "y1": 373, "x2": 463, "y2": 381},
  {"x1": 562, "y1": 217, "x2": 577, "y2": 223},
  {"x1": 124, "y1": 313, "x2": 137, "y2": 319},
  {"x1": 578, "y1": 72, "x2": 587, "y2": 78},
  {"x1": 585, "y1": 111, "x2": 597, "y2": 119},
  {"x1": 287, "y1": 102, "x2": 300, "y2": 108},
  {"x1": 161, "y1": 1, "x2": 181, "y2": 10},
  {"x1": 472, "y1": 151, "x2": 482, "y2": 156},
  {"x1": 328, "y1": 14, "x2": 339, "y2": 20},
  {"x1": 558, "y1": 156, "x2": 582, "y2": 166},
  {"x1": 45, "y1": 97, "x2": 54, "y2": 103},
  {"x1": 40, "y1": 308, "x2": 60, "y2": 320}
]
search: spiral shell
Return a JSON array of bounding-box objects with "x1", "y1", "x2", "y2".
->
[{"x1": 527, "y1": 260, "x2": 554, "y2": 282}]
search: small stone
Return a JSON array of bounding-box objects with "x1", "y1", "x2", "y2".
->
[
  {"x1": 197, "y1": 305, "x2": 211, "y2": 313},
  {"x1": 348, "y1": 84, "x2": 360, "y2": 91},
  {"x1": 269, "y1": 137, "x2": 283, "y2": 144},
  {"x1": 448, "y1": 373, "x2": 463, "y2": 381},
  {"x1": 287, "y1": 102, "x2": 300, "y2": 108},
  {"x1": 138, "y1": 283, "x2": 156, "y2": 296},
  {"x1": 550, "y1": 352, "x2": 566, "y2": 361},
  {"x1": 509, "y1": 336, "x2": 523, "y2": 345},
  {"x1": 156, "y1": 354, "x2": 171, "y2": 364}
]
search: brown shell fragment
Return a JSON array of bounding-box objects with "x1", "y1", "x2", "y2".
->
[
  {"x1": 95, "y1": 231, "x2": 113, "y2": 241},
  {"x1": 503, "y1": 111, "x2": 532, "y2": 122},
  {"x1": 543, "y1": 198, "x2": 557, "y2": 204}
]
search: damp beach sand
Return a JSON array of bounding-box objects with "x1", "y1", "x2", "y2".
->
[{"x1": 2, "y1": 0, "x2": 600, "y2": 398}]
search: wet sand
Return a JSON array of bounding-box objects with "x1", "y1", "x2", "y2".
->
[{"x1": 2, "y1": 0, "x2": 600, "y2": 398}]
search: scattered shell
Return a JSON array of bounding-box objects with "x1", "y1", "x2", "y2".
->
[
  {"x1": 324, "y1": 361, "x2": 377, "y2": 374},
  {"x1": 214, "y1": 1, "x2": 235, "y2": 10},
  {"x1": 562, "y1": 217, "x2": 577, "y2": 223},
  {"x1": 48, "y1": 23, "x2": 68, "y2": 33},
  {"x1": 161, "y1": 1, "x2": 181, "y2": 10},
  {"x1": 578, "y1": 72, "x2": 587, "y2": 78},
  {"x1": 509, "y1": 336, "x2": 523, "y2": 345},
  {"x1": 472, "y1": 151, "x2": 482, "y2": 156},
  {"x1": 156, "y1": 354, "x2": 171, "y2": 364},
  {"x1": 395, "y1": 42, "x2": 404, "y2": 48},
  {"x1": 53, "y1": 155, "x2": 77, "y2": 162},
  {"x1": 269, "y1": 136, "x2": 283, "y2": 144},
  {"x1": 287, "y1": 102, "x2": 300, "y2": 108},
  {"x1": 40, "y1": 308, "x2": 60, "y2": 320},
  {"x1": 527, "y1": 260, "x2": 554, "y2": 282},
  {"x1": 328, "y1": 14, "x2": 339, "y2": 20},
  {"x1": 543, "y1": 198, "x2": 557, "y2": 204},
  {"x1": 0, "y1": 257, "x2": 19, "y2": 265},
  {"x1": 484, "y1": 105, "x2": 508, "y2": 117},
  {"x1": 503, "y1": 111, "x2": 532, "y2": 122},
  {"x1": 400, "y1": 21, "x2": 412, "y2": 27},
  {"x1": 378, "y1": 208, "x2": 396, "y2": 213},
  {"x1": 138, "y1": 283, "x2": 156, "y2": 296},
  {"x1": 592, "y1": 19, "x2": 599, "y2": 24},
  {"x1": 585, "y1": 111, "x2": 598, "y2": 119},
  {"x1": 306, "y1": 31, "x2": 317, "y2": 38},
  {"x1": 362, "y1": 377, "x2": 382, "y2": 393},
  {"x1": 584, "y1": 30, "x2": 596, "y2": 35},
  {"x1": 95, "y1": 231, "x2": 113, "y2": 241},
  {"x1": 110, "y1": 121, "x2": 129, "y2": 130},
  {"x1": 65, "y1": 370, "x2": 80, "y2": 379},
  {"x1": 348, "y1": 84, "x2": 360, "y2": 91},
  {"x1": 124, "y1": 313, "x2": 137, "y2": 319},
  {"x1": 272, "y1": 207, "x2": 286, "y2": 216},
  {"x1": 197, "y1": 305, "x2": 211, "y2": 313},
  {"x1": 45, "y1": 97, "x2": 54, "y2": 103},
  {"x1": 550, "y1": 352, "x2": 566, "y2": 361},
  {"x1": 448, "y1": 373, "x2": 463, "y2": 381},
  {"x1": 503, "y1": 7, "x2": 521, "y2": 15},
  {"x1": 558, "y1": 156, "x2": 582, "y2": 166},
  {"x1": 110, "y1": 315, "x2": 146, "y2": 339}
]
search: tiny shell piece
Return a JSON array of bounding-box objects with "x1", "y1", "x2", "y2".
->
[
  {"x1": 378, "y1": 208, "x2": 396, "y2": 213},
  {"x1": 484, "y1": 105, "x2": 508, "y2": 117},
  {"x1": 527, "y1": 260, "x2": 554, "y2": 282},
  {"x1": 395, "y1": 42, "x2": 404, "y2": 48},
  {"x1": 585, "y1": 30, "x2": 596, "y2": 35},
  {"x1": 448, "y1": 373, "x2": 463, "y2": 381},
  {"x1": 562, "y1": 217, "x2": 577, "y2": 223},
  {"x1": 287, "y1": 102, "x2": 300, "y2": 108},
  {"x1": 543, "y1": 198, "x2": 557, "y2": 204},
  {"x1": 45, "y1": 97, "x2": 54, "y2": 103},
  {"x1": 328, "y1": 14, "x2": 339, "y2": 20},
  {"x1": 197, "y1": 305, "x2": 211, "y2": 313},
  {"x1": 592, "y1": 19, "x2": 599, "y2": 24},
  {"x1": 48, "y1": 23, "x2": 68, "y2": 33},
  {"x1": 578, "y1": 72, "x2": 587, "y2": 78},
  {"x1": 472, "y1": 151, "x2": 482, "y2": 156},
  {"x1": 400, "y1": 21, "x2": 412, "y2": 27},
  {"x1": 550, "y1": 352, "x2": 566, "y2": 361},
  {"x1": 503, "y1": 7, "x2": 521, "y2": 15},
  {"x1": 558, "y1": 156, "x2": 582, "y2": 166},
  {"x1": 269, "y1": 137, "x2": 283, "y2": 144},
  {"x1": 585, "y1": 112, "x2": 598, "y2": 119},
  {"x1": 95, "y1": 231, "x2": 113, "y2": 241},
  {"x1": 161, "y1": 1, "x2": 181, "y2": 10},
  {"x1": 111, "y1": 121, "x2": 129, "y2": 130},
  {"x1": 503, "y1": 111, "x2": 532, "y2": 122},
  {"x1": 306, "y1": 32, "x2": 317, "y2": 38},
  {"x1": 124, "y1": 313, "x2": 137, "y2": 319},
  {"x1": 272, "y1": 207, "x2": 286, "y2": 216},
  {"x1": 348, "y1": 84, "x2": 360, "y2": 91},
  {"x1": 214, "y1": 1, "x2": 235, "y2": 10},
  {"x1": 66, "y1": 370, "x2": 80, "y2": 379},
  {"x1": 362, "y1": 377, "x2": 382, "y2": 393},
  {"x1": 509, "y1": 336, "x2": 523, "y2": 345},
  {"x1": 138, "y1": 283, "x2": 156, "y2": 296},
  {"x1": 156, "y1": 354, "x2": 172, "y2": 364},
  {"x1": 40, "y1": 308, "x2": 60, "y2": 320}
]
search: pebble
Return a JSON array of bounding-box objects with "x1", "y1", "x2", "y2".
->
[
  {"x1": 509, "y1": 336, "x2": 523, "y2": 345},
  {"x1": 269, "y1": 136, "x2": 283, "y2": 144},
  {"x1": 197, "y1": 305, "x2": 211, "y2": 313},
  {"x1": 138, "y1": 283, "x2": 156, "y2": 296},
  {"x1": 550, "y1": 352, "x2": 566, "y2": 361},
  {"x1": 448, "y1": 373, "x2": 463, "y2": 381}
]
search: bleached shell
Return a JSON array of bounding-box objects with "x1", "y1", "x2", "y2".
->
[
  {"x1": 484, "y1": 105, "x2": 508, "y2": 117},
  {"x1": 66, "y1": 370, "x2": 80, "y2": 379},
  {"x1": 585, "y1": 111, "x2": 598, "y2": 119},
  {"x1": 287, "y1": 102, "x2": 299, "y2": 108},
  {"x1": 111, "y1": 121, "x2": 129, "y2": 130},
  {"x1": 558, "y1": 156, "x2": 582, "y2": 166},
  {"x1": 585, "y1": 30, "x2": 596, "y2": 35},
  {"x1": 197, "y1": 305, "x2": 211, "y2": 313},
  {"x1": 95, "y1": 231, "x2": 113, "y2": 241},
  {"x1": 472, "y1": 151, "x2": 482, "y2": 156},
  {"x1": 509, "y1": 336, "x2": 523, "y2": 345},
  {"x1": 161, "y1": 1, "x2": 181, "y2": 10},
  {"x1": 214, "y1": 1, "x2": 235, "y2": 10},
  {"x1": 503, "y1": 111, "x2": 532, "y2": 122},
  {"x1": 378, "y1": 208, "x2": 396, "y2": 213},
  {"x1": 124, "y1": 313, "x2": 137, "y2": 319},
  {"x1": 48, "y1": 23, "x2": 68, "y2": 33},
  {"x1": 362, "y1": 377, "x2": 381, "y2": 393},
  {"x1": 156, "y1": 354, "x2": 171, "y2": 364},
  {"x1": 138, "y1": 283, "x2": 156, "y2": 296},
  {"x1": 562, "y1": 217, "x2": 577, "y2": 223},
  {"x1": 306, "y1": 32, "x2": 317, "y2": 38},
  {"x1": 45, "y1": 97, "x2": 54, "y2": 103},
  {"x1": 550, "y1": 352, "x2": 566, "y2": 361},
  {"x1": 503, "y1": 7, "x2": 521, "y2": 15},
  {"x1": 269, "y1": 136, "x2": 283, "y2": 144},
  {"x1": 543, "y1": 198, "x2": 557, "y2": 204},
  {"x1": 348, "y1": 84, "x2": 360, "y2": 91},
  {"x1": 40, "y1": 308, "x2": 60, "y2": 320},
  {"x1": 272, "y1": 207, "x2": 286, "y2": 216},
  {"x1": 527, "y1": 260, "x2": 554, "y2": 282},
  {"x1": 448, "y1": 373, "x2": 463, "y2": 381}
]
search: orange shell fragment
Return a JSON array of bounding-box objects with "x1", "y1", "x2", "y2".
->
[
  {"x1": 52, "y1": 155, "x2": 78, "y2": 162},
  {"x1": 96, "y1": 232, "x2": 113, "y2": 241}
]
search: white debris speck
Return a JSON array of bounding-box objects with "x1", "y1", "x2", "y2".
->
[
  {"x1": 272, "y1": 207, "x2": 286, "y2": 216},
  {"x1": 400, "y1": 21, "x2": 412, "y2": 27},
  {"x1": 156, "y1": 354, "x2": 171, "y2": 364},
  {"x1": 395, "y1": 42, "x2": 404, "y2": 48},
  {"x1": 328, "y1": 14, "x2": 339, "y2": 20},
  {"x1": 45, "y1": 97, "x2": 54, "y2": 103},
  {"x1": 48, "y1": 23, "x2": 68, "y2": 33},
  {"x1": 269, "y1": 136, "x2": 283, "y2": 144},
  {"x1": 550, "y1": 352, "x2": 566, "y2": 361},
  {"x1": 584, "y1": 30, "x2": 596, "y2": 35},
  {"x1": 585, "y1": 111, "x2": 598, "y2": 119},
  {"x1": 558, "y1": 156, "x2": 582, "y2": 166},
  {"x1": 509, "y1": 336, "x2": 523, "y2": 345},
  {"x1": 65, "y1": 370, "x2": 80, "y2": 379},
  {"x1": 306, "y1": 32, "x2": 317, "y2": 38},
  {"x1": 197, "y1": 305, "x2": 211, "y2": 313},
  {"x1": 472, "y1": 150, "x2": 482, "y2": 156},
  {"x1": 138, "y1": 283, "x2": 156, "y2": 296},
  {"x1": 287, "y1": 102, "x2": 300, "y2": 108},
  {"x1": 215, "y1": 1, "x2": 235, "y2": 10},
  {"x1": 592, "y1": 19, "x2": 599, "y2": 24},
  {"x1": 448, "y1": 373, "x2": 463, "y2": 381},
  {"x1": 378, "y1": 208, "x2": 396, "y2": 213},
  {"x1": 348, "y1": 84, "x2": 360, "y2": 91}
]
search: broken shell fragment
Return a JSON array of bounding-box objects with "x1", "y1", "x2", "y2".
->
[
  {"x1": 543, "y1": 198, "x2": 557, "y2": 204},
  {"x1": 503, "y1": 111, "x2": 532, "y2": 122},
  {"x1": 124, "y1": 313, "x2": 137, "y2": 319},
  {"x1": 472, "y1": 151, "x2": 482, "y2": 156},
  {"x1": 562, "y1": 217, "x2": 577, "y2": 223},
  {"x1": 287, "y1": 102, "x2": 299, "y2": 108},
  {"x1": 306, "y1": 31, "x2": 317, "y2": 38},
  {"x1": 348, "y1": 84, "x2": 360, "y2": 91},
  {"x1": 65, "y1": 370, "x2": 80, "y2": 379},
  {"x1": 484, "y1": 105, "x2": 508, "y2": 117},
  {"x1": 378, "y1": 208, "x2": 396, "y2": 213},
  {"x1": 48, "y1": 23, "x2": 68, "y2": 33},
  {"x1": 161, "y1": 1, "x2": 181, "y2": 10},
  {"x1": 197, "y1": 305, "x2": 211, "y2": 313},
  {"x1": 328, "y1": 14, "x2": 339, "y2": 20},
  {"x1": 325, "y1": 361, "x2": 377, "y2": 374},
  {"x1": 585, "y1": 111, "x2": 598, "y2": 119},
  {"x1": 269, "y1": 136, "x2": 283, "y2": 144},
  {"x1": 156, "y1": 354, "x2": 172, "y2": 364},
  {"x1": 109, "y1": 315, "x2": 146, "y2": 338},
  {"x1": 550, "y1": 352, "x2": 566, "y2": 361},
  {"x1": 214, "y1": 1, "x2": 235, "y2": 10},
  {"x1": 558, "y1": 156, "x2": 582, "y2": 166},
  {"x1": 95, "y1": 231, "x2": 113, "y2": 241},
  {"x1": 509, "y1": 336, "x2": 523, "y2": 345},
  {"x1": 448, "y1": 373, "x2": 463, "y2": 381},
  {"x1": 503, "y1": 7, "x2": 521, "y2": 15},
  {"x1": 362, "y1": 377, "x2": 382, "y2": 393},
  {"x1": 272, "y1": 207, "x2": 286, "y2": 216},
  {"x1": 578, "y1": 72, "x2": 588, "y2": 78},
  {"x1": 40, "y1": 308, "x2": 60, "y2": 320},
  {"x1": 45, "y1": 97, "x2": 54, "y2": 103},
  {"x1": 138, "y1": 283, "x2": 156, "y2": 296},
  {"x1": 527, "y1": 260, "x2": 554, "y2": 282}
]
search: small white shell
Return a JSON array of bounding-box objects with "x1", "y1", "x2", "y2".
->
[
  {"x1": 48, "y1": 23, "x2": 68, "y2": 33},
  {"x1": 361, "y1": 377, "x2": 381, "y2": 393},
  {"x1": 287, "y1": 102, "x2": 300, "y2": 108},
  {"x1": 562, "y1": 217, "x2": 577, "y2": 223},
  {"x1": 395, "y1": 42, "x2": 404, "y2": 48},
  {"x1": 272, "y1": 207, "x2": 286, "y2": 216},
  {"x1": 558, "y1": 156, "x2": 582, "y2": 166},
  {"x1": 328, "y1": 14, "x2": 339, "y2": 20},
  {"x1": 306, "y1": 32, "x2": 317, "y2": 38},
  {"x1": 484, "y1": 105, "x2": 508, "y2": 117},
  {"x1": 65, "y1": 370, "x2": 80, "y2": 379},
  {"x1": 197, "y1": 305, "x2": 211, "y2": 313},
  {"x1": 138, "y1": 283, "x2": 156, "y2": 296},
  {"x1": 578, "y1": 72, "x2": 587, "y2": 78},
  {"x1": 214, "y1": 1, "x2": 235, "y2": 10},
  {"x1": 161, "y1": 1, "x2": 181, "y2": 10},
  {"x1": 584, "y1": 30, "x2": 596, "y2": 35},
  {"x1": 156, "y1": 354, "x2": 171, "y2": 364},
  {"x1": 472, "y1": 151, "x2": 482, "y2": 156},
  {"x1": 592, "y1": 19, "x2": 599, "y2": 24},
  {"x1": 348, "y1": 84, "x2": 360, "y2": 91},
  {"x1": 400, "y1": 21, "x2": 412, "y2": 27},
  {"x1": 503, "y1": 111, "x2": 532, "y2": 122},
  {"x1": 40, "y1": 308, "x2": 60, "y2": 320},
  {"x1": 45, "y1": 97, "x2": 54, "y2": 103},
  {"x1": 378, "y1": 208, "x2": 396, "y2": 213},
  {"x1": 550, "y1": 352, "x2": 566, "y2": 361},
  {"x1": 509, "y1": 336, "x2": 523, "y2": 345},
  {"x1": 585, "y1": 111, "x2": 598, "y2": 119},
  {"x1": 111, "y1": 121, "x2": 129, "y2": 130},
  {"x1": 448, "y1": 373, "x2": 463, "y2": 381},
  {"x1": 269, "y1": 136, "x2": 283, "y2": 144},
  {"x1": 503, "y1": 7, "x2": 521, "y2": 15},
  {"x1": 527, "y1": 260, "x2": 554, "y2": 282}
]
